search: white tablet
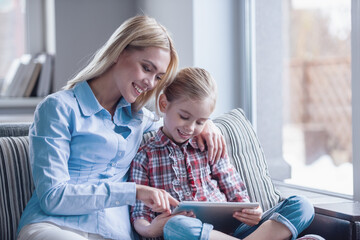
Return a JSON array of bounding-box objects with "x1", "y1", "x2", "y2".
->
[{"x1": 172, "y1": 201, "x2": 259, "y2": 233}]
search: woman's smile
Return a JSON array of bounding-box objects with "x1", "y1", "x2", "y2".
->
[{"x1": 133, "y1": 83, "x2": 146, "y2": 95}]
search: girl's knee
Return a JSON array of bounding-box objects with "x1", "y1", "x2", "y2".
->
[
  {"x1": 164, "y1": 215, "x2": 202, "y2": 240},
  {"x1": 288, "y1": 195, "x2": 315, "y2": 220},
  {"x1": 273, "y1": 196, "x2": 315, "y2": 238},
  {"x1": 282, "y1": 195, "x2": 315, "y2": 232},
  {"x1": 164, "y1": 215, "x2": 213, "y2": 240}
]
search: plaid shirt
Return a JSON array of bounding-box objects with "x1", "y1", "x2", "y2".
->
[{"x1": 129, "y1": 128, "x2": 249, "y2": 223}]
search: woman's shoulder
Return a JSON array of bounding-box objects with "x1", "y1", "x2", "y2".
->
[
  {"x1": 138, "y1": 107, "x2": 162, "y2": 131},
  {"x1": 36, "y1": 89, "x2": 77, "y2": 115},
  {"x1": 141, "y1": 107, "x2": 156, "y2": 119},
  {"x1": 44, "y1": 88, "x2": 75, "y2": 100}
]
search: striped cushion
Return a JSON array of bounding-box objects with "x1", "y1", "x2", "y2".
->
[
  {"x1": 0, "y1": 136, "x2": 34, "y2": 240},
  {"x1": 213, "y1": 108, "x2": 281, "y2": 211}
]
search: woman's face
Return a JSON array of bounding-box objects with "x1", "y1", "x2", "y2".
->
[{"x1": 112, "y1": 47, "x2": 171, "y2": 103}]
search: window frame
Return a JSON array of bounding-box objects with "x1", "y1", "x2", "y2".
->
[
  {"x1": 25, "y1": 0, "x2": 45, "y2": 55},
  {"x1": 351, "y1": 0, "x2": 360, "y2": 202},
  {"x1": 238, "y1": 0, "x2": 256, "y2": 125}
]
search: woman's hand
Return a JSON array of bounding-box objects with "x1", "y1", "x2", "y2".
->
[
  {"x1": 196, "y1": 120, "x2": 227, "y2": 163},
  {"x1": 233, "y1": 206, "x2": 263, "y2": 226},
  {"x1": 136, "y1": 184, "x2": 179, "y2": 213}
]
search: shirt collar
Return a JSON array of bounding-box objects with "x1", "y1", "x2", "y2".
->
[
  {"x1": 73, "y1": 81, "x2": 142, "y2": 119},
  {"x1": 152, "y1": 128, "x2": 199, "y2": 150},
  {"x1": 73, "y1": 81, "x2": 103, "y2": 116},
  {"x1": 113, "y1": 97, "x2": 145, "y2": 126}
]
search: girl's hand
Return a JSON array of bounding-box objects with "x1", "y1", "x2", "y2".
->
[
  {"x1": 136, "y1": 184, "x2": 179, "y2": 213},
  {"x1": 233, "y1": 206, "x2": 263, "y2": 226},
  {"x1": 151, "y1": 211, "x2": 195, "y2": 235},
  {"x1": 196, "y1": 120, "x2": 227, "y2": 163},
  {"x1": 147, "y1": 212, "x2": 173, "y2": 237},
  {"x1": 133, "y1": 213, "x2": 172, "y2": 238}
]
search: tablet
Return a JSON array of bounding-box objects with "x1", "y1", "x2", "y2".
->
[{"x1": 172, "y1": 201, "x2": 259, "y2": 233}]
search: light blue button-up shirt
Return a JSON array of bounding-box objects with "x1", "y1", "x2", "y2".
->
[{"x1": 17, "y1": 81, "x2": 160, "y2": 239}]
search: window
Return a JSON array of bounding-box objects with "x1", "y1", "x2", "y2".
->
[
  {"x1": 0, "y1": 0, "x2": 26, "y2": 81},
  {"x1": 283, "y1": 0, "x2": 352, "y2": 195},
  {"x1": 252, "y1": 0, "x2": 358, "y2": 199}
]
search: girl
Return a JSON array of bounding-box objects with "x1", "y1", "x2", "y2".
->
[{"x1": 130, "y1": 67, "x2": 315, "y2": 240}]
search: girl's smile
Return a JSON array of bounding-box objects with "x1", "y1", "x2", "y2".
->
[{"x1": 160, "y1": 95, "x2": 214, "y2": 145}]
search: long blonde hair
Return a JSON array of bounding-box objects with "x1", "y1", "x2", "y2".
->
[
  {"x1": 63, "y1": 15, "x2": 178, "y2": 112},
  {"x1": 162, "y1": 67, "x2": 217, "y2": 112}
]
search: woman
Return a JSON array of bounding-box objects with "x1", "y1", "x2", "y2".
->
[{"x1": 17, "y1": 15, "x2": 225, "y2": 240}]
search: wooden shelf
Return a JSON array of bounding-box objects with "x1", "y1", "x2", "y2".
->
[{"x1": 0, "y1": 97, "x2": 43, "y2": 107}]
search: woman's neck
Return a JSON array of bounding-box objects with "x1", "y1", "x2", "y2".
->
[{"x1": 88, "y1": 76, "x2": 121, "y2": 117}]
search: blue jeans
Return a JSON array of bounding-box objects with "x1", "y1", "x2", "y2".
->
[{"x1": 163, "y1": 196, "x2": 314, "y2": 240}]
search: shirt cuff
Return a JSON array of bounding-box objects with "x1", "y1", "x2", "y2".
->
[{"x1": 110, "y1": 182, "x2": 136, "y2": 207}]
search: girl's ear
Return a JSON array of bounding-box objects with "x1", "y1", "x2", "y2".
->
[{"x1": 159, "y1": 94, "x2": 168, "y2": 113}]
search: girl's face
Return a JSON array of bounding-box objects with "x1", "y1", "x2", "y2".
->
[
  {"x1": 112, "y1": 47, "x2": 170, "y2": 103},
  {"x1": 159, "y1": 95, "x2": 214, "y2": 144}
]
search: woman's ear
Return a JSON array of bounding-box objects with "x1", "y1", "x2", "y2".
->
[
  {"x1": 159, "y1": 94, "x2": 168, "y2": 113},
  {"x1": 114, "y1": 49, "x2": 127, "y2": 63}
]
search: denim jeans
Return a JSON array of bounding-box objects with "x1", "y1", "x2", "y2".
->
[{"x1": 163, "y1": 195, "x2": 314, "y2": 240}]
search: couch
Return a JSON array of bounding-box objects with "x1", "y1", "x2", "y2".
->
[{"x1": 0, "y1": 108, "x2": 323, "y2": 240}]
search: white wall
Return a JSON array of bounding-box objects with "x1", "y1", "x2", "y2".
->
[
  {"x1": 50, "y1": 0, "x2": 135, "y2": 90},
  {"x1": 136, "y1": 0, "x2": 194, "y2": 69},
  {"x1": 193, "y1": 0, "x2": 241, "y2": 117},
  {"x1": 254, "y1": 0, "x2": 290, "y2": 179}
]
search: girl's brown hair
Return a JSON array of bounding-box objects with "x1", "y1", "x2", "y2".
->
[{"x1": 161, "y1": 67, "x2": 217, "y2": 113}]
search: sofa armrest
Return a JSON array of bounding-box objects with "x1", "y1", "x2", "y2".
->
[{"x1": 0, "y1": 123, "x2": 31, "y2": 137}]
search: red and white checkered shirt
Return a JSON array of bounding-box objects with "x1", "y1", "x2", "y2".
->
[{"x1": 129, "y1": 128, "x2": 249, "y2": 223}]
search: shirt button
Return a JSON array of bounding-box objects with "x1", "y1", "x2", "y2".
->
[
  {"x1": 115, "y1": 201, "x2": 120, "y2": 205},
  {"x1": 111, "y1": 163, "x2": 116, "y2": 167},
  {"x1": 185, "y1": 192, "x2": 191, "y2": 196}
]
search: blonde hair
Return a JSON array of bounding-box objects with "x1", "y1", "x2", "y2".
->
[
  {"x1": 63, "y1": 15, "x2": 178, "y2": 112},
  {"x1": 162, "y1": 67, "x2": 217, "y2": 112}
]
